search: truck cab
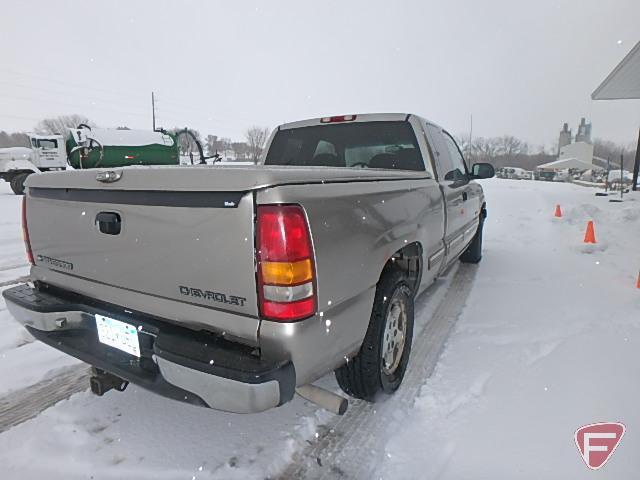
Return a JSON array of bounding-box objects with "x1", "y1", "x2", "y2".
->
[{"x1": 0, "y1": 133, "x2": 67, "y2": 194}]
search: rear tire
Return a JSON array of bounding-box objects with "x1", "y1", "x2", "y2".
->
[
  {"x1": 460, "y1": 215, "x2": 484, "y2": 264},
  {"x1": 10, "y1": 172, "x2": 30, "y2": 195},
  {"x1": 335, "y1": 269, "x2": 414, "y2": 400}
]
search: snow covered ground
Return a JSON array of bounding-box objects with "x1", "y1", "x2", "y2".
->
[
  {"x1": 0, "y1": 183, "x2": 79, "y2": 397},
  {"x1": 0, "y1": 178, "x2": 638, "y2": 479},
  {"x1": 378, "y1": 179, "x2": 640, "y2": 479}
]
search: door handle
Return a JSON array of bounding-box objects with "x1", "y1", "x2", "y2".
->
[
  {"x1": 462, "y1": 191, "x2": 468, "y2": 201},
  {"x1": 96, "y1": 212, "x2": 121, "y2": 235}
]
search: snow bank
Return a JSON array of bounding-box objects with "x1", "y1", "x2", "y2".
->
[{"x1": 378, "y1": 179, "x2": 640, "y2": 478}]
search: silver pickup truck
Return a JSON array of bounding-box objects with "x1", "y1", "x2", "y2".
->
[{"x1": 3, "y1": 113, "x2": 493, "y2": 414}]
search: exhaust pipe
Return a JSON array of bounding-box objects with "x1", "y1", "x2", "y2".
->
[{"x1": 296, "y1": 384, "x2": 348, "y2": 415}]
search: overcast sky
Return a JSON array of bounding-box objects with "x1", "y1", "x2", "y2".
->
[{"x1": 1, "y1": 0, "x2": 639, "y2": 147}]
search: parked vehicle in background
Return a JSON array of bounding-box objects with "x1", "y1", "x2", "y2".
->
[
  {"x1": 536, "y1": 170, "x2": 556, "y2": 181},
  {"x1": 553, "y1": 169, "x2": 570, "y2": 182},
  {"x1": 0, "y1": 126, "x2": 192, "y2": 195},
  {"x1": 0, "y1": 134, "x2": 67, "y2": 194},
  {"x1": 3, "y1": 113, "x2": 494, "y2": 414},
  {"x1": 501, "y1": 167, "x2": 530, "y2": 180}
]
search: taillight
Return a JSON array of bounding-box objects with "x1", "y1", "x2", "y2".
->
[
  {"x1": 256, "y1": 205, "x2": 316, "y2": 321},
  {"x1": 320, "y1": 114, "x2": 357, "y2": 123},
  {"x1": 21, "y1": 197, "x2": 34, "y2": 265}
]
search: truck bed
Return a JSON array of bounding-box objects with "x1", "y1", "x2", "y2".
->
[{"x1": 27, "y1": 164, "x2": 430, "y2": 191}]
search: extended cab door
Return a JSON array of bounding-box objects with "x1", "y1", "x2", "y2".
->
[{"x1": 425, "y1": 124, "x2": 476, "y2": 261}]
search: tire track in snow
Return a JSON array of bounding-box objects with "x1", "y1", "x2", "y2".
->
[
  {"x1": 0, "y1": 276, "x2": 30, "y2": 288},
  {"x1": 0, "y1": 364, "x2": 89, "y2": 433},
  {"x1": 279, "y1": 263, "x2": 478, "y2": 480},
  {"x1": 0, "y1": 263, "x2": 28, "y2": 273}
]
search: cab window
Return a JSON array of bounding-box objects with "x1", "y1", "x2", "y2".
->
[{"x1": 442, "y1": 132, "x2": 467, "y2": 182}]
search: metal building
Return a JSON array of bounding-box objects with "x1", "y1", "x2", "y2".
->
[{"x1": 592, "y1": 40, "x2": 640, "y2": 190}]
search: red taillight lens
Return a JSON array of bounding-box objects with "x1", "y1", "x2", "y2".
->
[
  {"x1": 21, "y1": 197, "x2": 34, "y2": 265},
  {"x1": 262, "y1": 297, "x2": 315, "y2": 321},
  {"x1": 257, "y1": 205, "x2": 316, "y2": 321},
  {"x1": 257, "y1": 206, "x2": 311, "y2": 261}
]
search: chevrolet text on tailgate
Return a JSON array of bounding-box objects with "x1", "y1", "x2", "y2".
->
[{"x1": 3, "y1": 113, "x2": 494, "y2": 414}]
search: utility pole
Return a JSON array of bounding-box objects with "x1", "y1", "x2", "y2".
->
[
  {"x1": 151, "y1": 91, "x2": 156, "y2": 131},
  {"x1": 633, "y1": 127, "x2": 640, "y2": 191},
  {"x1": 468, "y1": 114, "x2": 473, "y2": 163},
  {"x1": 610, "y1": 153, "x2": 625, "y2": 203}
]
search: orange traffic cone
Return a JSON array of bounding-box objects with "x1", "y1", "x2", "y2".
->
[
  {"x1": 583, "y1": 220, "x2": 597, "y2": 244},
  {"x1": 636, "y1": 271, "x2": 640, "y2": 289},
  {"x1": 554, "y1": 204, "x2": 562, "y2": 218}
]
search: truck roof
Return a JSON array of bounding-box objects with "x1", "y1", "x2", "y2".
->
[
  {"x1": 29, "y1": 133, "x2": 65, "y2": 140},
  {"x1": 278, "y1": 113, "x2": 418, "y2": 131}
]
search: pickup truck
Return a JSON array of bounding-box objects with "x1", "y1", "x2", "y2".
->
[{"x1": 3, "y1": 113, "x2": 494, "y2": 414}]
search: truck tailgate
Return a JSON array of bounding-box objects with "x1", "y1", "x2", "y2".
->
[
  {"x1": 26, "y1": 180, "x2": 259, "y2": 323},
  {"x1": 23, "y1": 165, "x2": 424, "y2": 337}
]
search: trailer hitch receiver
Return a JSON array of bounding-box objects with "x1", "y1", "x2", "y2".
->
[{"x1": 89, "y1": 368, "x2": 129, "y2": 396}]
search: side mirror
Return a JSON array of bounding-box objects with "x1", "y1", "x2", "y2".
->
[{"x1": 471, "y1": 162, "x2": 495, "y2": 179}]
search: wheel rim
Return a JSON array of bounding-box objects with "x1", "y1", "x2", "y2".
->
[{"x1": 381, "y1": 295, "x2": 407, "y2": 375}]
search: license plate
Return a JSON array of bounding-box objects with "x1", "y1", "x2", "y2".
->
[{"x1": 95, "y1": 314, "x2": 140, "y2": 357}]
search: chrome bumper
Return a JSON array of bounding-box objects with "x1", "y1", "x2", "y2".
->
[{"x1": 3, "y1": 284, "x2": 294, "y2": 414}]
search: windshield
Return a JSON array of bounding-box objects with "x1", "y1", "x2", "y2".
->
[
  {"x1": 37, "y1": 139, "x2": 58, "y2": 149},
  {"x1": 265, "y1": 121, "x2": 425, "y2": 171}
]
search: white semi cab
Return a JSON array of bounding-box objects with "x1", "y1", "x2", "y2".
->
[{"x1": 0, "y1": 134, "x2": 67, "y2": 194}]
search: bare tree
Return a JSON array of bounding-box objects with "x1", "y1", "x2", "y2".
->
[
  {"x1": 495, "y1": 135, "x2": 527, "y2": 158},
  {"x1": 205, "y1": 134, "x2": 219, "y2": 156},
  {"x1": 454, "y1": 134, "x2": 472, "y2": 161},
  {"x1": 245, "y1": 126, "x2": 270, "y2": 163},
  {"x1": 35, "y1": 114, "x2": 92, "y2": 135},
  {"x1": 169, "y1": 128, "x2": 202, "y2": 156},
  {"x1": 232, "y1": 142, "x2": 249, "y2": 160},
  {"x1": 0, "y1": 131, "x2": 30, "y2": 147},
  {"x1": 471, "y1": 137, "x2": 499, "y2": 161}
]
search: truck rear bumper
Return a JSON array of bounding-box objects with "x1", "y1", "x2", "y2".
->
[{"x1": 2, "y1": 283, "x2": 295, "y2": 414}]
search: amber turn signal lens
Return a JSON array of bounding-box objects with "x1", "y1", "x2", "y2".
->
[{"x1": 261, "y1": 259, "x2": 312, "y2": 285}]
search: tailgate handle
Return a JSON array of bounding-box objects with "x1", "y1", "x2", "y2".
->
[{"x1": 96, "y1": 212, "x2": 121, "y2": 235}]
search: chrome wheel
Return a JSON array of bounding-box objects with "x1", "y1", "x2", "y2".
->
[{"x1": 381, "y1": 295, "x2": 407, "y2": 375}]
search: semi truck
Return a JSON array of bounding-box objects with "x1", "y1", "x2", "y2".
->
[{"x1": 0, "y1": 134, "x2": 67, "y2": 194}]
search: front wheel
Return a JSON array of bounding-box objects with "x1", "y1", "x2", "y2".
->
[
  {"x1": 335, "y1": 269, "x2": 414, "y2": 400},
  {"x1": 460, "y1": 215, "x2": 485, "y2": 264},
  {"x1": 9, "y1": 172, "x2": 30, "y2": 195}
]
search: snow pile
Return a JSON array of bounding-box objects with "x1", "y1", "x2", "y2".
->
[
  {"x1": 0, "y1": 384, "x2": 332, "y2": 480},
  {"x1": 378, "y1": 179, "x2": 640, "y2": 479},
  {"x1": 0, "y1": 183, "x2": 81, "y2": 395}
]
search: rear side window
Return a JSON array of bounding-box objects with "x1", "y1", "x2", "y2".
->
[{"x1": 265, "y1": 121, "x2": 425, "y2": 171}]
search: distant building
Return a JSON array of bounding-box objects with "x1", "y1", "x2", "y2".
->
[
  {"x1": 575, "y1": 117, "x2": 592, "y2": 143},
  {"x1": 591, "y1": 39, "x2": 640, "y2": 190},
  {"x1": 557, "y1": 141, "x2": 595, "y2": 168},
  {"x1": 558, "y1": 123, "x2": 572, "y2": 153},
  {"x1": 540, "y1": 118, "x2": 599, "y2": 172}
]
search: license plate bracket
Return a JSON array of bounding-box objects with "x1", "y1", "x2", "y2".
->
[{"x1": 95, "y1": 314, "x2": 141, "y2": 357}]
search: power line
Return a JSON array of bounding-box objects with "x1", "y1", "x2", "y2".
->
[
  {"x1": 0, "y1": 80, "x2": 150, "y2": 114},
  {"x1": 0, "y1": 93, "x2": 149, "y2": 118},
  {"x1": 0, "y1": 67, "x2": 147, "y2": 101}
]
